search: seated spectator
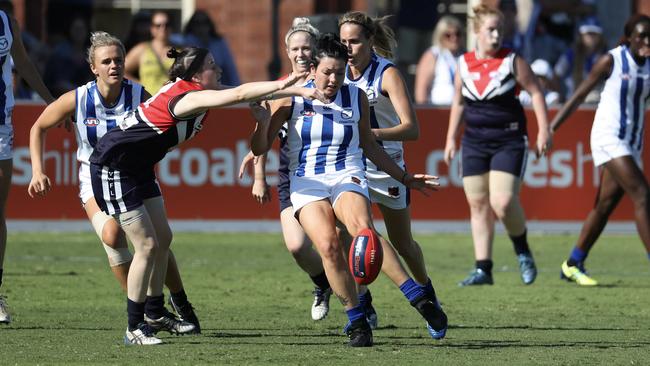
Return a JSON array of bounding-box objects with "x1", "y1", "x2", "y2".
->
[
  {"x1": 125, "y1": 10, "x2": 175, "y2": 94},
  {"x1": 519, "y1": 59, "x2": 560, "y2": 107},
  {"x1": 43, "y1": 16, "x2": 94, "y2": 97},
  {"x1": 553, "y1": 16, "x2": 607, "y2": 103},
  {"x1": 414, "y1": 16, "x2": 463, "y2": 105},
  {"x1": 179, "y1": 10, "x2": 240, "y2": 86}
]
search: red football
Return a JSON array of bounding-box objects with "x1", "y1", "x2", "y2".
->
[{"x1": 349, "y1": 228, "x2": 383, "y2": 285}]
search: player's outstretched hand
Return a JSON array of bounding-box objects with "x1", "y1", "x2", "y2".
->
[
  {"x1": 27, "y1": 172, "x2": 52, "y2": 198},
  {"x1": 279, "y1": 71, "x2": 309, "y2": 89},
  {"x1": 249, "y1": 101, "x2": 271, "y2": 124},
  {"x1": 300, "y1": 88, "x2": 328, "y2": 103},
  {"x1": 403, "y1": 173, "x2": 439, "y2": 196}
]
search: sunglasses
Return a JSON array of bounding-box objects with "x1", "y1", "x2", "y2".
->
[{"x1": 444, "y1": 31, "x2": 460, "y2": 39}]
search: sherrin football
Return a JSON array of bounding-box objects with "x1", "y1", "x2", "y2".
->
[{"x1": 349, "y1": 228, "x2": 383, "y2": 285}]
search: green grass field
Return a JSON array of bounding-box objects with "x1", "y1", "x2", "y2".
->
[{"x1": 0, "y1": 231, "x2": 648, "y2": 365}]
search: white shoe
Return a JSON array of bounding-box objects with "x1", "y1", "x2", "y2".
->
[
  {"x1": 311, "y1": 287, "x2": 331, "y2": 321},
  {"x1": 0, "y1": 295, "x2": 11, "y2": 324},
  {"x1": 124, "y1": 323, "x2": 163, "y2": 345}
]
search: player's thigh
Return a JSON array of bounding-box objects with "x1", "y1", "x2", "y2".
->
[
  {"x1": 333, "y1": 191, "x2": 374, "y2": 236},
  {"x1": 378, "y1": 204, "x2": 415, "y2": 247}
]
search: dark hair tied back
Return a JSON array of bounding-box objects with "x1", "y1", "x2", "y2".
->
[
  {"x1": 167, "y1": 47, "x2": 210, "y2": 82},
  {"x1": 313, "y1": 33, "x2": 348, "y2": 67},
  {"x1": 167, "y1": 47, "x2": 182, "y2": 59}
]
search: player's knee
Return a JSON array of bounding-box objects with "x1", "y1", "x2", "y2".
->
[
  {"x1": 103, "y1": 242, "x2": 133, "y2": 266},
  {"x1": 316, "y1": 239, "x2": 341, "y2": 263},
  {"x1": 490, "y1": 195, "x2": 515, "y2": 219},
  {"x1": 101, "y1": 219, "x2": 124, "y2": 248}
]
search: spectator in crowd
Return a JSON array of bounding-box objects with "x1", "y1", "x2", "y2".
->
[
  {"x1": 414, "y1": 15, "x2": 463, "y2": 105},
  {"x1": 519, "y1": 59, "x2": 561, "y2": 107},
  {"x1": 177, "y1": 10, "x2": 240, "y2": 86},
  {"x1": 43, "y1": 15, "x2": 94, "y2": 97},
  {"x1": 553, "y1": 16, "x2": 607, "y2": 103},
  {"x1": 499, "y1": 0, "x2": 524, "y2": 53},
  {"x1": 125, "y1": 10, "x2": 175, "y2": 93},
  {"x1": 124, "y1": 10, "x2": 152, "y2": 52}
]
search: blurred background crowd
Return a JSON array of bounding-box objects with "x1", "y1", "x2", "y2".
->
[{"x1": 4, "y1": 0, "x2": 648, "y2": 107}]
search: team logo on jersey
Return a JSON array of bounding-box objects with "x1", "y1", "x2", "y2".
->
[
  {"x1": 0, "y1": 37, "x2": 9, "y2": 55},
  {"x1": 341, "y1": 108, "x2": 353, "y2": 119},
  {"x1": 301, "y1": 109, "x2": 316, "y2": 117},
  {"x1": 366, "y1": 88, "x2": 377, "y2": 105},
  {"x1": 84, "y1": 118, "x2": 99, "y2": 127}
]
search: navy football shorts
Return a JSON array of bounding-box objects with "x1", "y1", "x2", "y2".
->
[{"x1": 460, "y1": 136, "x2": 528, "y2": 178}]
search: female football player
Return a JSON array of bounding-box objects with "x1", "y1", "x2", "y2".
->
[
  {"x1": 552, "y1": 15, "x2": 650, "y2": 286},
  {"x1": 444, "y1": 4, "x2": 551, "y2": 286},
  {"x1": 250, "y1": 33, "x2": 444, "y2": 347},
  {"x1": 0, "y1": 7, "x2": 55, "y2": 324},
  {"x1": 338, "y1": 11, "x2": 448, "y2": 338},
  {"x1": 28, "y1": 32, "x2": 202, "y2": 332}
]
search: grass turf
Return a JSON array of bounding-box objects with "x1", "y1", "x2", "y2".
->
[{"x1": 0, "y1": 232, "x2": 648, "y2": 365}]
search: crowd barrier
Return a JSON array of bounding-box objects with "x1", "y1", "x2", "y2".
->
[{"x1": 8, "y1": 105, "x2": 645, "y2": 221}]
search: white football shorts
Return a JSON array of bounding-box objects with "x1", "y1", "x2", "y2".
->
[
  {"x1": 591, "y1": 134, "x2": 642, "y2": 168},
  {"x1": 290, "y1": 168, "x2": 369, "y2": 215},
  {"x1": 366, "y1": 169, "x2": 408, "y2": 210}
]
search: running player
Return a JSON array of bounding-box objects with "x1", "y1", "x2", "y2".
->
[
  {"x1": 444, "y1": 4, "x2": 552, "y2": 286},
  {"x1": 552, "y1": 15, "x2": 650, "y2": 286},
  {"x1": 250, "y1": 33, "x2": 444, "y2": 347},
  {"x1": 338, "y1": 11, "x2": 448, "y2": 338},
  {"x1": 0, "y1": 8, "x2": 55, "y2": 324},
  {"x1": 27, "y1": 32, "x2": 201, "y2": 331}
]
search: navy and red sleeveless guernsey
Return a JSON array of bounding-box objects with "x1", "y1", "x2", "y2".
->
[
  {"x1": 458, "y1": 48, "x2": 527, "y2": 142},
  {"x1": 89, "y1": 79, "x2": 209, "y2": 173}
]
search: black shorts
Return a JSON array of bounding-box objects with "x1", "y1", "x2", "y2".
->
[
  {"x1": 90, "y1": 163, "x2": 161, "y2": 215},
  {"x1": 277, "y1": 168, "x2": 292, "y2": 213},
  {"x1": 461, "y1": 136, "x2": 528, "y2": 178}
]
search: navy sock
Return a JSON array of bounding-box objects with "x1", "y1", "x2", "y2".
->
[
  {"x1": 359, "y1": 289, "x2": 372, "y2": 308},
  {"x1": 127, "y1": 298, "x2": 145, "y2": 331},
  {"x1": 310, "y1": 271, "x2": 330, "y2": 291},
  {"x1": 170, "y1": 289, "x2": 189, "y2": 308},
  {"x1": 647, "y1": 252, "x2": 650, "y2": 262},
  {"x1": 419, "y1": 278, "x2": 436, "y2": 300},
  {"x1": 510, "y1": 230, "x2": 531, "y2": 255},
  {"x1": 0, "y1": 268, "x2": 3, "y2": 289},
  {"x1": 476, "y1": 260, "x2": 493, "y2": 275},
  {"x1": 346, "y1": 304, "x2": 365, "y2": 323},
  {"x1": 144, "y1": 295, "x2": 165, "y2": 319},
  {"x1": 399, "y1": 278, "x2": 425, "y2": 304},
  {"x1": 567, "y1": 246, "x2": 587, "y2": 267}
]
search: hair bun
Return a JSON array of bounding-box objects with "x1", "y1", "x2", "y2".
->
[
  {"x1": 292, "y1": 17, "x2": 311, "y2": 27},
  {"x1": 167, "y1": 47, "x2": 181, "y2": 59}
]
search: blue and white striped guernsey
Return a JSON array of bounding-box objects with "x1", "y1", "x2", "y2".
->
[
  {"x1": 286, "y1": 81, "x2": 364, "y2": 177},
  {"x1": 74, "y1": 79, "x2": 145, "y2": 179},
  {"x1": 592, "y1": 45, "x2": 650, "y2": 152},
  {"x1": 0, "y1": 11, "x2": 14, "y2": 126},
  {"x1": 344, "y1": 53, "x2": 403, "y2": 173}
]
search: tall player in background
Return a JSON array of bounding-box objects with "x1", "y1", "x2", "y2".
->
[
  {"x1": 338, "y1": 11, "x2": 447, "y2": 339},
  {"x1": 0, "y1": 8, "x2": 55, "y2": 324},
  {"x1": 84, "y1": 46, "x2": 322, "y2": 345},
  {"x1": 251, "y1": 33, "x2": 444, "y2": 347},
  {"x1": 444, "y1": 4, "x2": 552, "y2": 286},
  {"x1": 552, "y1": 15, "x2": 650, "y2": 286},
  {"x1": 27, "y1": 32, "x2": 200, "y2": 331}
]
